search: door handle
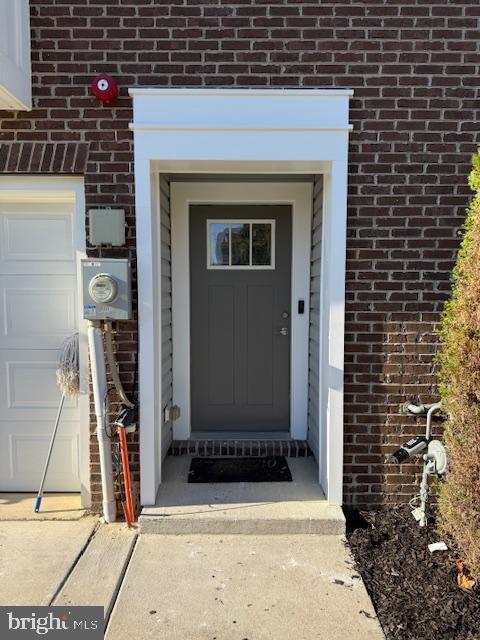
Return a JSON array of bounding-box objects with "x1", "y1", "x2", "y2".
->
[{"x1": 274, "y1": 327, "x2": 289, "y2": 336}]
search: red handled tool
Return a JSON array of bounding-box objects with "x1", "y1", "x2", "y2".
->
[{"x1": 115, "y1": 408, "x2": 136, "y2": 526}]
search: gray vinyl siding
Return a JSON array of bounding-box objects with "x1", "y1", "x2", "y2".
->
[
  {"x1": 307, "y1": 175, "x2": 323, "y2": 461},
  {"x1": 160, "y1": 175, "x2": 173, "y2": 458}
]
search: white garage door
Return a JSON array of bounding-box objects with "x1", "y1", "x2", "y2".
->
[{"x1": 0, "y1": 201, "x2": 81, "y2": 491}]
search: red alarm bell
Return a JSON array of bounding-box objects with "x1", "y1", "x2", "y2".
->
[{"x1": 91, "y1": 74, "x2": 118, "y2": 103}]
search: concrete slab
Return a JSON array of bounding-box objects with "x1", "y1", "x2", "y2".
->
[
  {"x1": 106, "y1": 534, "x2": 384, "y2": 640},
  {"x1": 0, "y1": 493, "x2": 86, "y2": 520},
  {"x1": 140, "y1": 456, "x2": 345, "y2": 534},
  {"x1": 53, "y1": 524, "x2": 137, "y2": 619},
  {"x1": 0, "y1": 517, "x2": 98, "y2": 605}
]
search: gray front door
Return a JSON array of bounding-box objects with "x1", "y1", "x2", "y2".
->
[{"x1": 190, "y1": 205, "x2": 292, "y2": 432}]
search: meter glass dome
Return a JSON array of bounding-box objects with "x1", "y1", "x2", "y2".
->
[{"x1": 89, "y1": 273, "x2": 118, "y2": 304}]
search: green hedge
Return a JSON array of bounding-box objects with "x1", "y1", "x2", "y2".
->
[{"x1": 437, "y1": 148, "x2": 480, "y2": 578}]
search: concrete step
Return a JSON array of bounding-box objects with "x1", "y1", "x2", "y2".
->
[
  {"x1": 139, "y1": 456, "x2": 345, "y2": 535},
  {"x1": 140, "y1": 503, "x2": 345, "y2": 535},
  {"x1": 53, "y1": 523, "x2": 137, "y2": 619}
]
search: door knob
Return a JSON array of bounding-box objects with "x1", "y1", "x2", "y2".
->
[{"x1": 275, "y1": 327, "x2": 289, "y2": 336}]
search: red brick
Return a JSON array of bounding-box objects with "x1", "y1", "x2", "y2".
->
[{"x1": 0, "y1": 0, "x2": 478, "y2": 510}]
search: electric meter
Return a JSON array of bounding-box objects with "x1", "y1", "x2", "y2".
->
[
  {"x1": 89, "y1": 273, "x2": 119, "y2": 304},
  {"x1": 82, "y1": 259, "x2": 132, "y2": 320}
]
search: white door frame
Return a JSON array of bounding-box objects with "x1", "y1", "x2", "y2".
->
[
  {"x1": 0, "y1": 176, "x2": 90, "y2": 507},
  {"x1": 171, "y1": 181, "x2": 312, "y2": 441},
  {"x1": 130, "y1": 88, "x2": 352, "y2": 506}
]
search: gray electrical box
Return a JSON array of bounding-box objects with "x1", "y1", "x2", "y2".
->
[
  {"x1": 81, "y1": 258, "x2": 132, "y2": 320},
  {"x1": 89, "y1": 209, "x2": 126, "y2": 246}
]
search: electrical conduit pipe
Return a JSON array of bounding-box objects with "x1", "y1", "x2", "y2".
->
[
  {"x1": 87, "y1": 320, "x2": 116, "y2": 523},
  {"x1": 104, "y1": 322, "x2": 135, "y2": 409}
]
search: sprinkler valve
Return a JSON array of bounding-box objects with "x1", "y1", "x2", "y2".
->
[
  {"x1": 392, "y1": 401, "x2": 445, "y2": 527},
  {"x1": 391, "y1": 436, "x2": 428, "y2": 464}
]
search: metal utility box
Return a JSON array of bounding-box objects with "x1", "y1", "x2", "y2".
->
[
  {"x1": 89, "y1": 209, "x2": 126, "y2": 246},
  {"x1": 81, "y1": 258, "x2": 132, "y2": 320}
]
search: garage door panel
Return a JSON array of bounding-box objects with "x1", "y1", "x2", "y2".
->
[
  {"x1": 0, "y1": 275, "x2": 76, "y2": 350},
  {"x1": 0, "y1": 351, "x2": 78, "y2": 420},
  {"x1": 0, "y1": 425, "x2": 79, "y2": 492},
  {"x1": 0, "y1": 198, "x2": 81, "y2": 492},
  {"x1": 0, "y1": 203, "x2": 75, "y2": 275}
]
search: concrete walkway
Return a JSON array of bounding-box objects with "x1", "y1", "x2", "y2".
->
[
  {"x1": 0, "y1": 514, "x2": 137, "y2": 616},
  {"x1": 0, "y1": 492, "x2": 384, "y2": 639},
  {"x1": 53, "y1": 524, "x2": 137, "y2": 618},
  {"x1": 0, "y1": 517, "x2": 97, "y2": 605},
  {"x1": 106, "y1": 534, "x2": 385, "y2": 640},
  {"x1": 0, "y1": 493, "x2": 86, "y2": 520}
]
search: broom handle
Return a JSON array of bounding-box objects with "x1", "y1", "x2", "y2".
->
[{"x1": 34, "y1": 394, "x2": 65, "y2": 512}]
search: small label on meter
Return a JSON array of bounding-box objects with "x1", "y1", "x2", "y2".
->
[{"x1": 84, "y1": 304, "x2": 97, "y2": 316}]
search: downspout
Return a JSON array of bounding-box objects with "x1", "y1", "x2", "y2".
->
[{"x1": 87, "y1": 321, "x2": 116, "y2": 523}]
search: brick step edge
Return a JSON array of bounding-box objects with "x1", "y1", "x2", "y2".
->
[{"x1": 168, "y1": 440, "x2": 312, "y2": 458}]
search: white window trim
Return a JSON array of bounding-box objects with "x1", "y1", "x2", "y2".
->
[
  {"x1": 207, "y1": 218, "x2": 276, "y2": 270},
  {"x1": 130, "y1": 88, "x2": 352, "y2": 506},
  {"x1": 0, "y1": 0, "x2": 32, "y2": 111},
  {"x1": 0, "y1": 176, "x2": 90, "y2": 508},
  {"x1": 172, "y1": 183, "x2": 311, "y2": 444}
]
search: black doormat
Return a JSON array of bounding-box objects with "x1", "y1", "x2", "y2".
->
[{"x1": 188, "y1": 456, "x2": 292, "y2": 483}]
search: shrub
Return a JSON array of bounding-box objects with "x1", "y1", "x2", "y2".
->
[{"x1": 437, "y1": 148, "x2": 480, "y2": 578}]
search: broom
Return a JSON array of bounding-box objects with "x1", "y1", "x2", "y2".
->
[{"x1": 34, "y1": 333, "x2": 80, "y2": 512}]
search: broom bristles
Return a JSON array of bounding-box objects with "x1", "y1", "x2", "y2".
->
[{"x1": 56, "y1": 333, "x2": 80, "y2": 398}]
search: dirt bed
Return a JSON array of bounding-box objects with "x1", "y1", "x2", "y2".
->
[{"x1": 346, "y1": 506, "x2": 480, "y2": 640}]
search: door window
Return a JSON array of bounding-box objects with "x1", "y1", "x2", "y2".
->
[{"x1": 207, "y1": 220, "x2": 275, "y2": 269}]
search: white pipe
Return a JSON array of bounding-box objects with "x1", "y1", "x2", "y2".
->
[
  {"x1": 87, "y1": 321, "x2": 116, "y2": 523},
  {"x1": 406, "y1": 403, "x2": 428, "y2": 415},
  {"x1": 425, "y1": 402, "x2": 442, "y2": 441},
  {"x1": 104, "y1": 322, "x2": 135, "y2": 409},
  {"x1": 417, "y1": 402, "x2": 442, "y2": 528},
  {"x1": 418, "y1": 460, "x2": 431, "y2": 527}
]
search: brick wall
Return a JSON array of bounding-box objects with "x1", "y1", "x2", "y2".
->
[{"x1": 1, "y1": 0, "x2": 479, "y2": 507}]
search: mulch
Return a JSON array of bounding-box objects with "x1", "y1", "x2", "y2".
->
[{"x1": 346, "y1": 506, "x2": 480, "y2": 640}]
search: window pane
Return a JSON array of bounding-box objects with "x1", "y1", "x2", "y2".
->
[
  {"x1": 231, "y1": 224, "x2": 250, "y2": 266},
  {"x1": 210, "y1": 223, "x2": 230, "y2": 266},
  {"x1": 252, "y1": 223, "x2": 272, "y2": 266}
]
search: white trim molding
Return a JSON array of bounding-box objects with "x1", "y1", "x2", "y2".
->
[
  {"x1": 130, "y1": 88, "x2": 352, "y2": 506},
  {"x1": 171, "y1": 182, "x2": 312, "y2": 442},
  {"x1": 0, "y1": 0, "x2": 32, "y2": 110}
]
